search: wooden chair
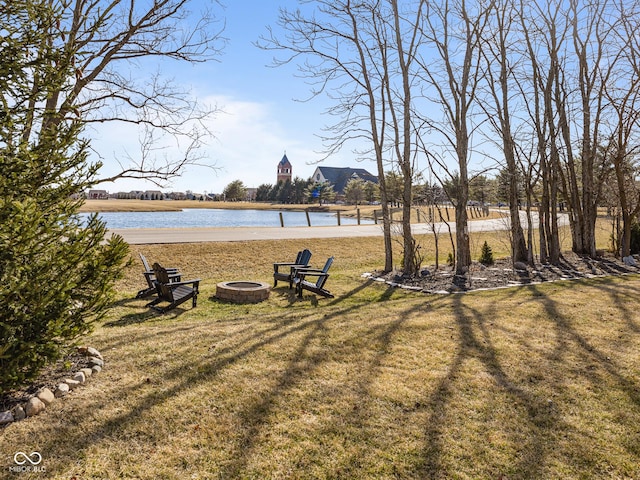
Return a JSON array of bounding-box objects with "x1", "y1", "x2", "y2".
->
[
  {"x1": 293, "y1": 257, "x2": 335, "y2": 298},
  {"x1": 273, "y1": 249, "x2": 312, "y2": 288},
  {"x1": 136, "y1": 253, "x2": 181, "y2": 298},
  {"x1": 145, "y1": 263, "x2": 201, "y2": 313}
]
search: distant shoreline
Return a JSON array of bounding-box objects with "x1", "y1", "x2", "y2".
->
[
  {"x1": 79, "y1": 199, "x2": 506, "y2": 223},
  {"x1": 78, "y1": 198, "x2": 379, "y2": 217}
]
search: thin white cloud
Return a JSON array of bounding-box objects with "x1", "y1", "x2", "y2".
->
[
  {"x1": 202, "y1": 95, "x2": 324, "y2": 192},
  {"x1": 88, "y1": 94, "x2": 333, "y2": 194}
]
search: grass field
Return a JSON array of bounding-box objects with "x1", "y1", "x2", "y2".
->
[{"x1": 2, "y1": 228, "x2": 639, "y2": 478}]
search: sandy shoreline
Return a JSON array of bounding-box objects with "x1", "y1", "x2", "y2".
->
[{"x1": 108, "y1": 224, "x2": 385, "y2": 244}]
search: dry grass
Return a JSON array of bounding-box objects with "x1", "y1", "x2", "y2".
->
[{"x1": 2, "y1": 226, "x2": 639, "y2": 478}]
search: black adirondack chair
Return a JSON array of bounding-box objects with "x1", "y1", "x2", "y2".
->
[
  {"x1": 145, "y1": 263, "x2": 201, "y2": 313},
  {"x1": 273, "y1": 249, "x2": 312, "y2": 288},
  {"x1": 293, "y1": 256, "x2": 335, "y2": 298},
  {"x1": 136, "y1": 253, "x2": 181, "y2": 298}
]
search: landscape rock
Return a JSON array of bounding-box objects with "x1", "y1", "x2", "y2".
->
[
  {"x1": 514, "y1": 261, "x2": 529, "y2": 271},
  {"x1": 55, "y1": 383, "x2": 70, "y2": 397},
  {"x1": 37, "y1": 388, "x2": 55, "y2": 406},
  {"x1": 91, "y1": 365, "x2": 102, "y2": 375},
  {"x1": 81, "y1": 367, "x2": 93, "y2": 378},
  {"x1": 89, "y1": 356, "x2": 104, "y2": 367},
  {"x1": 0, "y1": 410, "x2": 14, "y2": 425},
  {"x1": 623, "y1": 255, "x2": 637, "y2": 266},
  {"x1": 13, "y1": 406, "x2": 26, "y2": 421},
  {"x1": 64, "y1": 378, "x2": 81, "y2": 390},
  {"x1": 73, "y1": 371, "x2": 86, "y2": 383},
  {"x1": 86, "y1": 347, "x2": 103, "y2": 359},
  {"x1": 25, "y1": 397, "x2": 46, "y2": 417}
]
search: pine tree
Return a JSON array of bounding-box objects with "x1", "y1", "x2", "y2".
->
[
  {"x1": 479, "y1": 241, "x2": 494, "y2": 266},
  {"x1": 0, "y1": 0, "x2": 129, "y2": 393}
]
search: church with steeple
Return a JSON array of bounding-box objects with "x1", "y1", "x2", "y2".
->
[{"x1": 277, "y1": 152, "x2": 292, "y2": 184}]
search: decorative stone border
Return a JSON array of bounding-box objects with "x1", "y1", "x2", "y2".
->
[{"x1": 0, "y1": 346, "x2": 104, "y2": 426}]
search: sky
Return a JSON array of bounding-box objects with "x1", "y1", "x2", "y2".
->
[{"x1": 89, "y1": 0, "x2": 367, "y2": 195}]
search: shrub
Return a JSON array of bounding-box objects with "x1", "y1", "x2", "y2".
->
[
  {"x1": 447, "y1": 252, "x2": 455, "y2": 267},
  {"x1": 479, "y1": 241, "x2": 494, "y2": 265},
  {"x1": 0, "y1": 200, "x2": 129, "y2": 393}
]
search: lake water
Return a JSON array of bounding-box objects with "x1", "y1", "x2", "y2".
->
[{"x1": 82, "y1": 208, "x2": 374, "y2": 229}]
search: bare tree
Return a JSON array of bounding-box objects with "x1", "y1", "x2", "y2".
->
[
  {"x1": 559, "y1": 0, "x2": 619, "y2": 257},
  {"x1": 515, "y1": 0, "x2": 624, "y2": 262},
  {"x1": 478, "y1": 0, "x2": 528, "y2": 265},
  {"x1": 260, "y1": 0, "x2": 427, "y2": 274},
  {"x1": 604, "y1": 1, "x2": 640, "y2": 258},
  {"x1": 516, "y1": 0, "x2": 567, "y2": 264},
  {"x1": 30, "y1": 0, "x2": 225, "y2": 186},
  {"x1": 385, "y1": 0, "x2": 427, "y2": 274},
  {"x1": 417, "y1": 0, "x2": 493, "y2": 276},
  {"x1": 260, "y1": 0, "x2": 392, "y2": 271}
]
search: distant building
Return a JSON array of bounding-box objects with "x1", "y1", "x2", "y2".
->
[
  {"x1": 87, "y1": 189, "x2": 109, "y2": 199},
  {"x1": 277, "y1": 153, "x2": 292, "y2": 184},
  {"x1": 142, "y1": 190, "x2": 164, "y2": 200},
  {"x1": 186, "y1": 192, "x2": 206, "y2": 201},
  {"x1": 114, "y1": 190, "x2": 143, "y2": 199},
  {"x1": 311, "y1": 166, "x2": 378, "y2": 195},
  {"x1": 246, "y1": 188, "x2": 257, "y2": 202},
  {"x1": 166, "y1": 192, "x2": 187, "y2": 200}
]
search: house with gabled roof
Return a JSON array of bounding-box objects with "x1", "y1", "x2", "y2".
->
[
  {"x1": 311, "y1": 166, "x2": 378, "y2": 195},
  {"x1": 87, "y1": 189, "x2": 109, "y2": 199}
]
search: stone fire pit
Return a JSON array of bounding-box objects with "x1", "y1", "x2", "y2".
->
[{"x1": 216, "y1": 281, "x2": 271, "y2": 304}]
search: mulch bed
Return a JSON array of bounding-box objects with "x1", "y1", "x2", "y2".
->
[{"x1": 370, "y1": 251, "x2": 640, "y2": 294}]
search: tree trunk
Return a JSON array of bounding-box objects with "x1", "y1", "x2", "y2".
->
[
  {"x1": 375, "y1": 149, "x2": 394, "y2": 272},
  {"x1": 455, "y1": 164, "x2": 471, "y2": 275}
]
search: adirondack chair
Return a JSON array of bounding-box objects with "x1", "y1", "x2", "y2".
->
[
  {"x1": 136, "y1": 253, "x2": 181, "y2": 298},
  {"x1": 146, "y1": 263, "x2": 201, "y2": 313},
  {"x1": 273, "y1": 249, "x2": 312, "y2": 288},
  {"x1": 293, "y1": 256, "x2": 335, "y2": 299}
]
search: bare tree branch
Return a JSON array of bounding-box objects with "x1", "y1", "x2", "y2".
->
[{"x1": 39, "y1": 0, "x2": 226, "y2": 186}]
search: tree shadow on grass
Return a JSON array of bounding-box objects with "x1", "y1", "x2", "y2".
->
[
  {"x1": 590, "y1": 275, "x2": 640, "y2": 333},
  {"x1": 421, "y1": 291, "x2": 565, "y2": 478},
  {"x1": 213, "y1": 281, "x2": 411, "y2": 478},
  {"x1": 6, "y1": 277, "x2": 640, "y2": 478},
  {"x1": 103, "y1": 299, "x2": 192, "y2": 327},
  {"x1": 4, "y1": 277, "x2": 397, "y2": 476},
  {"x1": 103, "y1": 308, "x2": 193, "y2": 327},
  {"x1": 414, "y1": 279, "x2": 640, "y2": 478}
]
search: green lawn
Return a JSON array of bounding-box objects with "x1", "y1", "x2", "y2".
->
[{"x1": 2, "y1": 234, "x2": 639, "y2": 479}]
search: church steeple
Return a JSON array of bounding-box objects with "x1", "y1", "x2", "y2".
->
[{"x1": 277, "y1": 152, "x2": 292, "y2": 183}]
